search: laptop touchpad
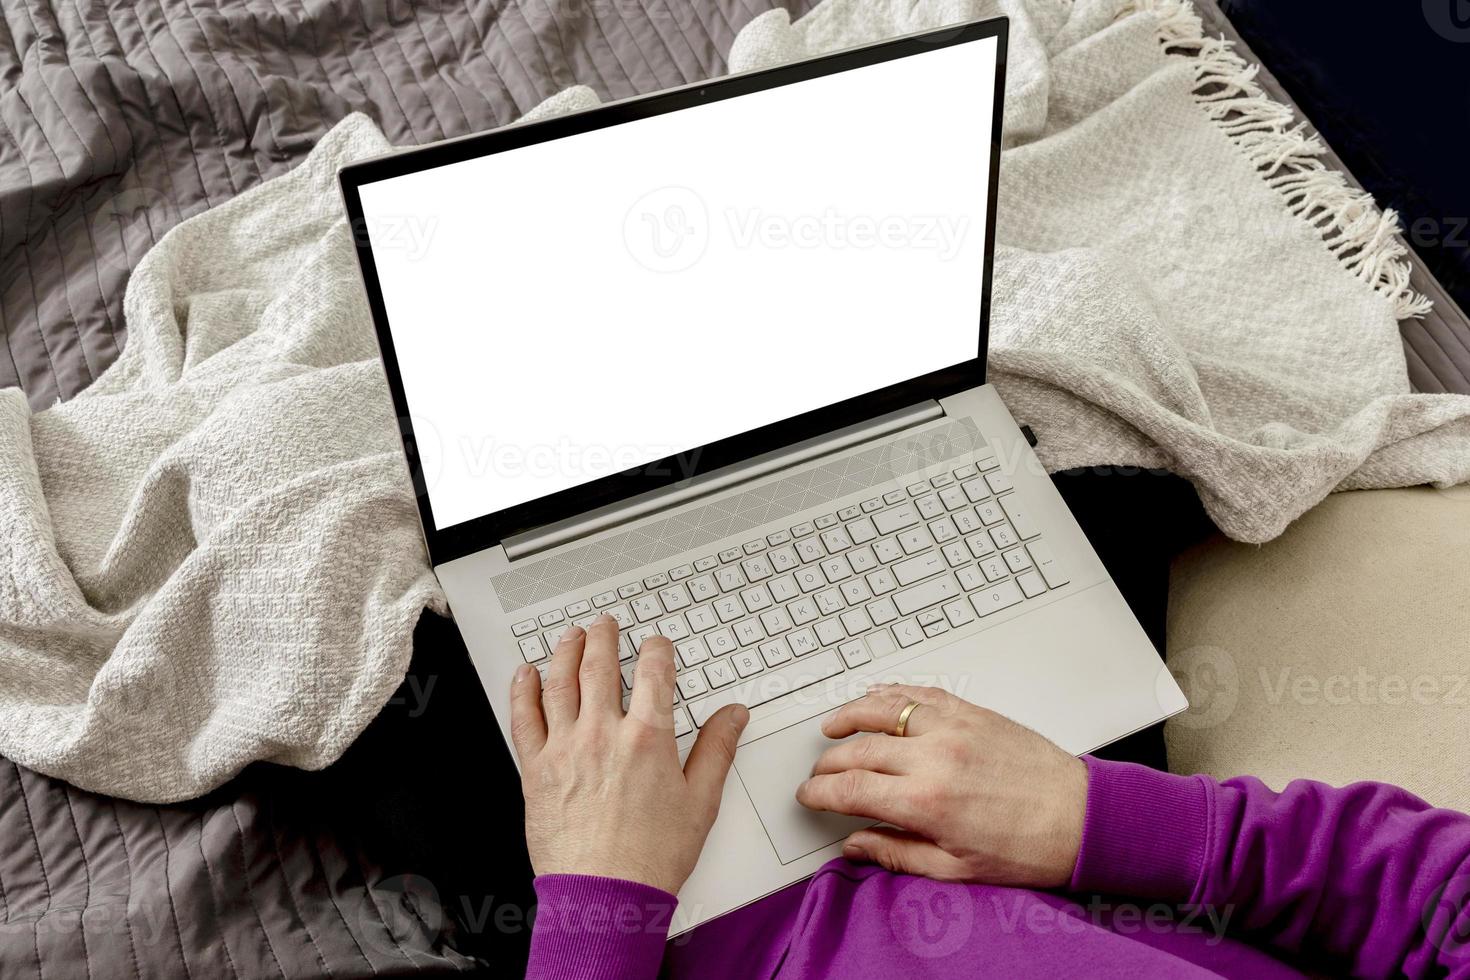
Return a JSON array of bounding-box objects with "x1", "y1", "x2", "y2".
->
[{"x1": 734, "y1": 712, "x2": 872, "y2": 864}]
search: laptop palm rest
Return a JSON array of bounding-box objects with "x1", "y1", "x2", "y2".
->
[{"x1": 734, "y1": 713, "x2": 872, "y2": 864}]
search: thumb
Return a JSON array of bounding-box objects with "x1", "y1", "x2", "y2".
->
[
  {"x1": 843, "y1": 827, "x2": 970, "y2": 880},
  {"x1": 683, "y1": 703, "x2": 749, "y2": 813}
]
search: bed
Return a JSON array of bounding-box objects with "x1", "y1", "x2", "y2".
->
[{"x1": 0, "y1": 1, "x2": 1463, "y2": 977}]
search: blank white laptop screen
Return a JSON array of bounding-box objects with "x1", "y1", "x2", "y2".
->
[{"x1": 357, "y1": 37, "x2": 997, "y2": 532}]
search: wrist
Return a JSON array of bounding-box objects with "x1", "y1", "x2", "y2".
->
[
  {"x1": 1069, "y1": 756, "x2": 1211, "y2": 901},
  {"x1": 528, "y1": 874, "x2": 677, "y2": 980},
  {"x1": 1042, "y1": 754, "x2": 1088, "y2": 887}
]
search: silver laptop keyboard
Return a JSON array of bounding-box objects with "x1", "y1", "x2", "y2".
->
[{"x1": 508, "y1": 452, "x2": 1069, "y2": 737}]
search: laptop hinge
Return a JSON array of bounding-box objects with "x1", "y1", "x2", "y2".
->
[{"x1": 503, "y1": 401, "x2": 945, "y2": 562}]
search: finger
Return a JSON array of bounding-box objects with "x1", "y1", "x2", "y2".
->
[
  {"x1": 508, "y1": 663, "x2": 547, "y2": 760},
  {"x1": 810, "y1": 733, "x2": 913, "y2": 777},
  {"x1": 821, "y1": 686, "x2": 952, "y2": 740},
  {"x1": 796, "y1": 770, "x2": 916, "y2": 827},
  {"x1": 842, "y1": 827, "x2": 972, "y2": 880},
  {"x1": 683, "y1": 703, "x2": 750, "y2": 813},
  {"x1": 541, "y1": 624, "x2": 585, "y2": 730},
  {"x1": 627, "y1": 634, "x2": 677, "y2": 735},
  {"x1": 576, "y1": 615, "x2": 623, "y2": 718}
]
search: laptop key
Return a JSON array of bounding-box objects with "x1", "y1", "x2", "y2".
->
[
  {"x1": 972, "y1": 580, "x2": 1025, "y2": 617},
  {"x1": 787, "y1": 628, "x2": 820, "y2": 657},
  {"x1": 1003, "y1": 549, "x2": 1033, "y2": 574},
  {"x1": 874, "y1": 504, "x2": 919, "y2": 536},
  {"x1": 678, "y1": 670, "x2": 710, "y2": 699},
  {"x1": 768, "y1": 546, "x2": 801, "y2": 573},
  {"x1": 893, "y1": 551, "x2": 944, "y2": 586},
  {"x1": 716, "y1": 567, "x2": 747, "y2": 592},
  {"x1": 795, "y1": 538, "x2": 826, "y2": 563},
  {"x1": 759, "y1": 640, "x2": 793, "y2": 667},
  {"x1": 865, "y1": 629, "x2": 898, "y2": 658},
  {"x1": 518, "y1": 636, "x2": 548, "y2": 663},
  {"x1": 688, "y1": 649, "x2": 844, "y2": 728},
  {"x1": 769, "y1": 575, "x2": 800, "y2": 603},
  {"x1": 657, "y1": 616, "x2": 692, "y2": 641},
  {"x1": 732, "y1": 650, "x2": 765, "y2": 678},
  {"x1": 618, "y1": 583, "x2": 643, "y2": 599},
  {"x1": 512, "y1": 620, "x2": 537, "y2": 637},
  {"x1": 593, "y1": 591, "x2": 618, "y2": 608},
  {"x1": 1017, "y1": 570, "x2": 1048, "y2": 597},
  {"x1": 1025, "y1": 540, "x2": 1070, "y2": 588},
  {"x1": 916, "y1": 495, "x2": 945, "y2": 520},
  {"x1": 687, "y1": 607, "x2": 718, "y2": 633},
  {"x1": 820, "y1": 528, "x2": 853, "y2": 553},
  {"x1": 631, "y1": 596, "x2": 662, "y2": 622},
  {"x1": 839, "y1": 641, "x2": 872, "y2": 669},
  {"x1": 659, "y1": 584, "x2": 692, "y2": 612},
  {"x1": 892, "y1": 619, "x2": 924, "y2": 648},
  {"x1": 707, "y1": 629, "x2": 738, "y2": 657},
  {"x1": 892, "y1": 574, "x2": 961, "y2": 616},
  {"x1": 704, "y1": 660, "x2": 738, "y2": 688},
  {"x1": 742, "y1": 555, "x2": 775, "y2": 581},
  {"x1": 867, "y1": 597, "x2": 899, "y2": 625},
  {"x1": 539, "y1": 610, "x2": 565, "y2": 627},
  {"x1": 990, "y1": 523, "x2": 1019, "y2": 550},
  {"x1": 943, "y1": 599, "x2": 975, "y2": 627},
  {"x1": 677, "y1": 639, "x2": 709, "y2": 668},
  {"x1": 760, "y1": 607, "x2": 793, "y2": 634}
]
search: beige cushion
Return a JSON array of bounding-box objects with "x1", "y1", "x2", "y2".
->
[{"x1": 1165, "y1": 486, "x2": 1470, "y2": 811}]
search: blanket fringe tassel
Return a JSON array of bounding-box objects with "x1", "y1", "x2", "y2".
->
[{"x1": 1122, "y1": 0, "x2": 1432, "y2": 320}]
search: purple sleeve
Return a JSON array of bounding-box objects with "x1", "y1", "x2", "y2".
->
[
  {"x1": 525, "y1": 874, "x2": 675, "y2": 980},
  {"x1": 1071, "y1": 756, "x2": 1470, "y2": 977}
]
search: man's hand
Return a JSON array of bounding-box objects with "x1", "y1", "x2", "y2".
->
[
  {"x1": 511, "y1": 614, "x2": 749, "y2": 895},
  {"x1": 797, "y1": 683, "x2": 1087, "y2": 887}
]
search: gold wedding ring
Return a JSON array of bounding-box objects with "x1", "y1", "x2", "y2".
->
[{"x1": 894, "y1": 700, "x2": 920, "y2": 738}]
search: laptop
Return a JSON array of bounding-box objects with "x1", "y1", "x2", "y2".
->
[{"x1": 339, "y1": 16, "x2": 1186, "y2": 936}]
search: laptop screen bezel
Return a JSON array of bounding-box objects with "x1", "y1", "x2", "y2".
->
[{"x1": 339, "y1": 17, "x2": 1008, "y2": 566}]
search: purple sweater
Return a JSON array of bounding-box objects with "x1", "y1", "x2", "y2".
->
[{"x1": 525, "y1": 757, "x2": 1470, "y2": 978}]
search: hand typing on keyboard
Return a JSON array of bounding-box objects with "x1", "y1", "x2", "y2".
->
[
  {"x1": 510, "y1": 614, "x2": 750, "y2": 895},
  {"x1": 795, "y1": 684, "x2": 1087, "y2": 888}
]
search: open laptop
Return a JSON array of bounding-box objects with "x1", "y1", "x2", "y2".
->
[{"x1": 339, "y1": 16, "x2": 1186, "y2": 936}]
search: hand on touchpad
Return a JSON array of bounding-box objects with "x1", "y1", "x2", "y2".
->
[{"x1": 734, "y1": 712, "x2": 871, "y2": 864}]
